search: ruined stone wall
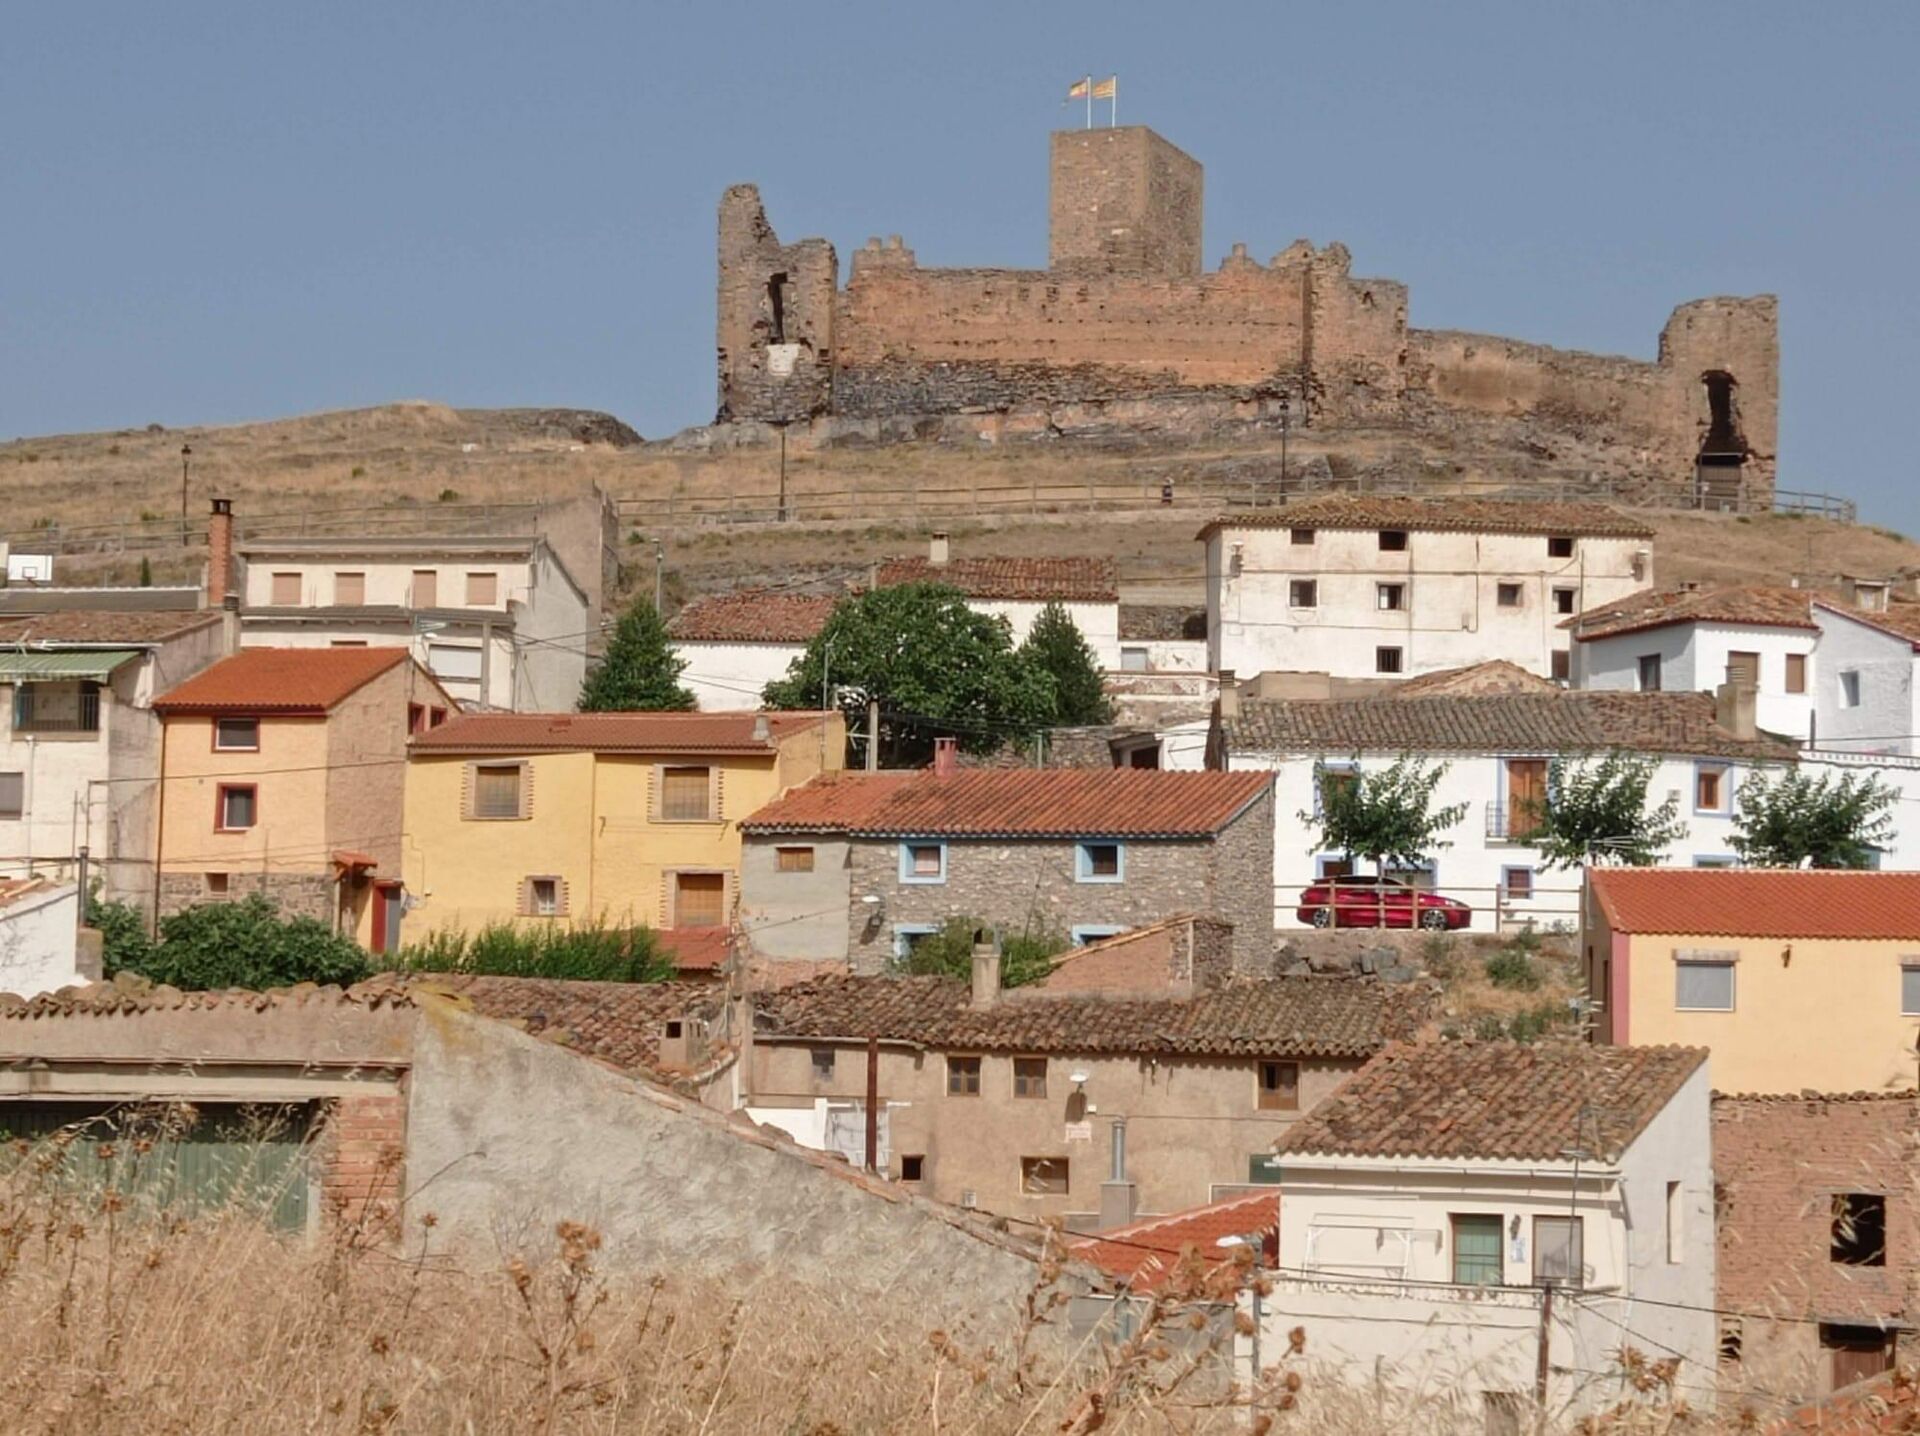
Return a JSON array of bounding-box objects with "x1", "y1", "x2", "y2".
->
[
  {"x1": 158, "y1": 870, "x2": 335, "y2": 924},
  {"x1": 716, "y1": 185, "x2": 836, "y2": 424}
]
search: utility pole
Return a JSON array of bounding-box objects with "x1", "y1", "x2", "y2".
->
[
  {"x1": 74, "y1": 845, "x2": 89, "y2": 936},
  {"x1": 866, "y1": 697, "x2": 879, "y2": 771},
  {"x1": 1533, "y1": 1282, "x2": 1554, "y2": 1430},
  {"x1": 653, "y1": 541, "x2": 665, "y2": 613},
  {"x1": 864, "y1": 1035, "x2": 880, "y2": 1173},
  {"x1": 777, "y1": 423, "x2": 789, "y2": 522},
  {"x1": 1277, "y1": 394, "x2": 1291, "y2": 500},
  {"x1": 179, "y1": 444, "x2": 193, "y2": 546}
]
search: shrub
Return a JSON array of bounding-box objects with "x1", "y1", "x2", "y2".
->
[
  {"x1": 118, "y1": 896, "x2": 371, "y2": 991},
  {"x1": 1482, "y1": 949, "x2": 1542, "y2": 992},
  {"x1": 890, "y1": 916, "x2": 1066, "y2": 989},
  {"x1": 438, "y1": 487, "x2": 460, "y2": 502},
  {"x1": 391, "y1": 919, "x2": 669, "y2": 983},
  {"x1": 1419, "y1": 930, "x2": 1457, "y2": 979},
  {"x1": 1504, "y1": 1001, "x2": 1577, "y2": 1042},
  {"x1": 86, "y1": 897, "x2": 155, "y2": 977}
]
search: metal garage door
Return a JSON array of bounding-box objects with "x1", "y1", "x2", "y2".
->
[{"x1": 0, "y1": 1101, "x2": 317, "y2": 1231}]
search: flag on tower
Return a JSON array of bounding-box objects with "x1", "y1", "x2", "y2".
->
[
  {"x1": 1065, "y1": 77, "x2": 1091, "y2": 101},
  {"x1": 1091, "y1": 76, "x2": 1116, "y2": 99}
]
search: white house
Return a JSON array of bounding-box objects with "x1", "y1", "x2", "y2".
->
[
  {"x1": 1809, "y1": 599, "x2": 1920, "y2": 756},
  {"x1": 0, "y1": 879, "x2": 85, "y2": 997},
  {"x1": 1568, "y1": 585, "x2": 1818, "y2": 741},
  {"x1": 1256, "y1": 1041, "x2": 1716, "y2": 1427},
  {"x1": 878, "y1": 536, "x2": 1121, "y2": 669},
  {"x1": 1203, "y1": 496, "x2": 1653, "y2": 684},
  {"x1": 667, "y1": 589, "x2": 838, "y2": 711},
  {"x1": 1213, "y1": 686, "x2": 1802, "y2": 933}
]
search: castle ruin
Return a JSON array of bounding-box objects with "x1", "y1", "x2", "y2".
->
[{"x1": 716, "y1": 127, "x2": 1777, "y2": 501}]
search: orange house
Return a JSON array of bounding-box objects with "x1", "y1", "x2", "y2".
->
[{"x1": 152, "y1": 647, "x2": 455, "y2": 947}]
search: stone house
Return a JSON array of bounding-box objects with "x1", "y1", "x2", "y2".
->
[
  {"x1": 737, "y1": 760, "x2": 1276, "y2": 972},
  {"x1": 1713, "y1": 1091, "x2": 1919, "y2": 1411},
  {"x1": 152, "y1": 646, "x2": 458, "y2": 947},
  {"x1": 401, "y1": 709, "x2": 843, "y2": 945},
  {"x1": 666, "y1": 589, "x2": 838, "y2": 712},
  {"x1": 1203, "y1": 496, "x2": 1654, "y2": 685},
  {"x1": 1586, "y1": 868, "x2": 1920, "y2": 1094},
  {"x1": 877, "y1": 537, "x2": 1122, "y2": 669},
  {"x1": 0, "y1": 605, "x2": 229, "y2": 905},
  {"x1": 1263, "y1": 1041, "x2": 1716, "y2": 1426}
]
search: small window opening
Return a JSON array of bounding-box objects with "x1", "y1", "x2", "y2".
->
[
  {"x1": 1378, "y1": 529, "x2": 1408, "y2": 552},
  {"x1": 767, "y1": 272, "x2": 788, "y2": 345},
  {"x1": 809, "y1": 1048, "x2": 835, "y2": 1081},
  {"x1": 900, "y1": 1154, "x2": 924, "y2": 1182},
  {"x1": 1832, "y1": 1194, "x2": 1887, "y2": 1266}
]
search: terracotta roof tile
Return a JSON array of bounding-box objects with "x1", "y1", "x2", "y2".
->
[
  {"x1": 1277, "y1": 1041, "x2": 1707, "y2": 1163},
  {"x1": 1225, "y1": 690, "x2": 1794, "y2": 761},
  {"x1": 399, "y1": 974, "x2": 716, "y2": 1080},
  {"x1": 748, "y1": 973, "x2": 1429, "y2": 1059},
  {"x1": 1198, "y1": 496, "x2": 1656, "y2": 541},
  {"x1": 0, "y1": 974, "x2": 416, "y2": 1019},
  {"x1": 409, "y1": 709, "x2": 832, "y2": 755},
  {"x1": 1590, "y1": 868, "x2": 1920, "y2": 940},
  {"x1": 667, "y1": 590, "x2": 838, "y2": 643},
  {"x1": 0, "y1": 610, "x2": 222, "y2": 645},
  {"x1": 153, "y1": 647, "x2": 408, "y2": 714},
  {"x1": 1567, "y1": 585, "x2": 1817, "y2": 641},
  {"x1": 1069, "y1": 1190, "x2": 1278, "y2": 1291},
  {"x1": 742, "y1": 768, "x2": 1272, "y2": 838},
  {"x1": 657, "y1": 927, "x2": 730, "y2": 972},
  {"x1": 1766, "y1": 1367, "x2": 1920, "y2": 1434},
  {"x1": 1392, "y1": 660, "x2": 1557, "y2": 697},
  {"x1": 876, "y1": 556, "x2": 1119, "y2": 602}
]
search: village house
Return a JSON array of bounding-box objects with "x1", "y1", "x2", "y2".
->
[
  {"x1": 1585, "y1": 867, "x2": 1920, "y2": 1094},
  {"x1": 1202, "y1": 496, "x2": 1653, "y2": 686},
  {"x1": 400, "y1": 709, "x2": 843, "y2": 944},
  {"x1": 0, "y1": 605, "x2": 228, "y2": 905},
  {"x1": 877, "y1": 535, "x2": 1122, "y2": 668},
  {"x1": 1713, "y1": 1091, "x2": 1919, "y2": 1409},
  {"x1": 1567, "y1": 585, "x2": 1820, "y2": 741},
  {"x1": 737, "y1": 757, "x2": 1276, "y2": 972},
  {"x1": 666, "y1": 589, "x2": 838, "y2": 711},
  {"x1": 1809, "y1": 598, "x2": 1920, "y2": 756},
  {"x1": 729, "y1": 946, "x2": 1425, "y2": 1221},
  {"x1": 1262, "y1": 1041, "x2": 1716, "y2": 1426},
  {"x1": 152, "y1": 647, "x2": 456, "y2": 948},
  {"x1": 1211, "y1": 686, "x2": 1796, "y2": 933},
  {"x1": 214, "y1": 499, "x2": 592, "y2": 712}
]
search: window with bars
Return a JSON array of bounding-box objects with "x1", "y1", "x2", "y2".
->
[
  {"x1": 471, "y1": 764, "x2": 524, "y2": 820},
  {"x1": 1450, "y1": 1214, "x2": 1502, "y2": 1285},
  {"x1": 1375, "y1": 646, "x2": 1403, "y2": 675},
  {"x1": 660, "y1": 766, "x2": 712, "y2": 821}
]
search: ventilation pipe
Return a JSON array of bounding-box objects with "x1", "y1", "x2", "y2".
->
[
  {"x1": 969, "y1": 927, "x2": 1001, "y2": 1009},
  {"x1": 932, "y1": 736, "x2": 958, "y2": 777},
  {"x1": 1099, "y1": 1117, "x2": 1138, "y2": 1229}
]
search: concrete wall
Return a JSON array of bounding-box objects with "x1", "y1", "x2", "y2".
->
[
  {"x1": 510, "y1": 544, "x2": 590, "y2": 711},
  {"x1": 673, "y1": 639, "x2": 805, "y2": 712},
  {"x1": 1575, "y1": 623, "x2": 1816, "y2": 739},
  {"x1": 739, "y1": 834, "x2": 850, "y2": 960},
  {"x1": 1811, "y1": 607, "x2": 1917, "y2": 756},
  {"x1": 0, "y1": 884, "x2": 80, "y2": 997}
]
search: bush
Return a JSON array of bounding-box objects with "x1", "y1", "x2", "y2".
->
[
  {"x1": 1483, "y1": 949, "x2": 1542, "y2": 992},
  {"x1": 1504, "y1": 1001, "x2": 1577, "y2": 1042},
  {"x1": 117, "y1": 896, "x2": 371, "y2": 991},
  {"x1": 391, "y1": 920, "x2": 669, "y2": 983},
  {"x1": 890, "y1": 917, "x2": 1066, "y2": 989},
  {"x1": 1419, "y1": 930, "x2": 1457, "y2": 979},
  {"x1": 86, "y1": 897, "x2": 155, "y2": 977}
]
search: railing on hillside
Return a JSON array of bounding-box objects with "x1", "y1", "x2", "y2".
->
[{"x1": 0, "y1": 502, "x2": 545, "y2": 561}]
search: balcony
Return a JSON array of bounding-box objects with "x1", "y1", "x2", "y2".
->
[
  {"x1": 12, "y1": 682, "x2": 101, "y2": 736},
  {"x1": 1484, "y1": 803, "x2": 1545, "y2": 843}
]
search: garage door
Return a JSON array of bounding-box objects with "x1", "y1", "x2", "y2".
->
[{"x1": 0, "y1": 1101, "x2": 317, "y2": 1231}]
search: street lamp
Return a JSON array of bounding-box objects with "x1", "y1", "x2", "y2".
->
[
  {"x1": 1276, "y1": 394, "x2": 1291, "y2": 500},
  {"x1": 179, "y1": 444, "x2": 193, "y2": 546}
]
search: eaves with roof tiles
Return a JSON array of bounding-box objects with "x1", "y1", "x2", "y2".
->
[
  {"x1": 875, "y1": 556, "x2": 1119, "y2": 603},
  {"x1": 1196, "y1": 495, "x2": 1656, "y2": 542},
  {"x1": 1565, "y1": 585, "x2": 1817, "y2": 642},
  {"x1": 408, "y1": 710, "x2": 831, "y2": 755}
]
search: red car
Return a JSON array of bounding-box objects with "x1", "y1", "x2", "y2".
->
[{"x1": 1296, "y1": 876, "x2": 1472, "y2": 931}]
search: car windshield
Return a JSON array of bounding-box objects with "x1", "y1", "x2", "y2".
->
[{"x1": 1333, "y1": 877, "x2": 1406, "y2": 891}]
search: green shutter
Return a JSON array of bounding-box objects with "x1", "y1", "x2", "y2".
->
[{"x1": 1452, "y1": 1214, "x2": 1504, "y2": 1285}]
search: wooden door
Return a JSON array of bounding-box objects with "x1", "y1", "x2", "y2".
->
[{"x1": 1824, "y1": 1325, "x2": 1895, "y2": 1391}]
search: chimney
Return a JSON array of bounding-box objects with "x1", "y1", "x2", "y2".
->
[
  {"x1": 932, "y1": 735, "x2": 958, "y2": 777},
  {"x1": 1099, "y1": 1118, "x2": 1139, "y2": 1230},
  {"x1": 206, "y1": 498, "x2": 234, "y2": 609},
  {"x1": 969, "y1": 927, "x2": 1001, "y2": 1009},
  {"x1": 928, "y1": 531, "x2": 950, "y2": 566},
  {"x1": 1714, "y1": 680, "x2": 1757, "y2": 741},
  {"x1": 1848, "y1": 577, "x2": 1892, "y2": 613},
  {"x1": 1217, "y1": 670, "x2": 1240, "y2": 719}
]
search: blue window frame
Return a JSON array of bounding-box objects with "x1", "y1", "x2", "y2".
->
[
  {"x1": 893, "y1": 923, "x2": 940, "y2": 959},
  {"x1": 899, "y1": 840, "x2": 947, "y2": 884},
  {"x1": 1693, "y1": 761, "x2": 1733, "y2": 816},
  {"x1": 1314, "y1": 853, "x2": 1357, "y2": 879},
  {"x1": 1075, "y1": 841, "x2": 1125, "y2": 884},
  {"x1": 1500, "y1": 866, "x2": 1534, "y2": 901},
  {"x1": 1070, "y1": 924, "x2": 1126, "y2": 946}
]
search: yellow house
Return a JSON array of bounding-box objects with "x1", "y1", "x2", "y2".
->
[
  {"x1": 1586, "y1": 867, "x2": 1920, "y2": 1094},
  {"x1": 401, "y1": 710, "x2": 843, "y2": 949},
  {"x1": 153, "y1": 646, "x2": 457, "y2": 947}
]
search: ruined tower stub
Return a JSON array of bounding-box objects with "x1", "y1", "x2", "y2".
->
[
  {"x1": 1048, "y1": 127, "x2": 1203, "y2": 278},
  {"x1": 715, "y1": 184, "x2": 836, "y2": 424}
]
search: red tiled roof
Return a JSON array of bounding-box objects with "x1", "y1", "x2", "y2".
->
[
  {"x1": 741, "y1": 768, "x2": 1272, "y2": 838},
  {"x1": 1277, "y1": 1041, "x2": 1707, "y2": 1163},
  {"x1": 400, "y1": 974, "x2": 717, "y2": 1080},
  {"x1": 1392, "y1": 659, "x2": 1556, "y2": 697},
  {"x1": 408, "y1": 709, "x2": 832, "y2": 755},
  {"x1": 1070, "y1": 1190, "x2": 1278, "y2": 1292},
  {"x1": 1590, "y1": 868, "x2": 1920, "y2": 940},
  {"x1": 667, "y1": 590, "x2": 839, "y2": 643},
  {"x1": 0, "y1": 610, "x2": 222, "y2": 645},
  {"x1": 657, "y1": 927, "x2": 729, "y2": 973},
  {"x1": 876, "y1": 556, "x2": 1119, "y2": 602},
  {"x1": 153, "y1": 646, "x2": 408, "y2": 714},
  {"x1": 1815, "y1": 599, "x2": 1920, "y2": 650},
  {"x1": 1567, "y1": 585, "x2": 1816, "y2": 641},
  {"x1": 1198, "y1": 496, "x2": 1656, "y2": 541}
]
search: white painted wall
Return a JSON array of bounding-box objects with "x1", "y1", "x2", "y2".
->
[
  {"x1": 1811, "y1": 607, "x2": 1917, "y2": 756},
  {"x1": 238, "y1": 555, "x2": 523, "y2": 612},
  {"x1": 1116, "y1": 639, "x2": 1208, "y2": 674},
  {"x1": 1208, "y1": 526, "x2": 1647, "y2": 682},
  {"x1": 510, "y1": 545, "x2": 591, "y2": 711},
  {"x1": 674, "y1": 640, "x2": 807, "y2": 712},
  {"x1": 0, "y1": 883, "x2": 82, "y2": 997},
  {"x1": 1577, "y1": 622, "x2": 1816, "y2": 740}
]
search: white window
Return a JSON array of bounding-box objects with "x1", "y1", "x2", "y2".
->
[
  {"x1": 1119, "y1": 646, "x2": 1150, "y2": 673},
  {"x1": 213, "y1": 716, "x2": 259, "y2": 751},
  {"x1": 427, "y1": 643, "x2": 484, "y2": 683},
  {"x1": 217, "y1": 785, "x2": 257, "y2": 831},
  {"x1": 1840, "y1": 670, "x2": 1863, "y2": 708},
  {"x1": 1902, "y1": 962, "x2": 1920, "y2": 1017},
  {"x1": 1675, "y1": 953, "x2": 1736, "y2": 1011},
  {"x1": 1376, "y1": 583, "x2": 1405, "y2": 612},
  {"x1": 529, "y1": 877, "x2": 559, "y2": 916}
]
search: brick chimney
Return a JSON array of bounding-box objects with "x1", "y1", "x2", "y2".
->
[
  {"x1": 932, "y1": 735, "x2": 958, "y2": 777},
  {"x1": 969, "y1": 927, "x2": 1001, "y2": 1009},
  {"x1": 928, "y1": 531, "x2": 950, "y2": 566},
  {"x1": 1714, "y1": 681, "x2": 1758, "y2": 741},
  {"x1": 206, "y1": 498, "x2": 234, "y2": 609}
]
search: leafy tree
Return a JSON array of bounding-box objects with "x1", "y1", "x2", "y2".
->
[
  {"x1": 578, "y1": 596, "x2": 694, "y2": 712},
  {"x1": 1730, "y1": 767, "x2": 1897, "y2": 869},
  {"x1": 1019, "y1": 602, "x2": 1111, "y2": 727},
  {"x1": 764, "y1": 583, "x2": 1056, "y2": 766},
  {"x1": 890, "y1": 916, "x2": 1066, "y2": 989},
  {"x1": 1300, "y1": 755, "x2": 1468, "y2": 885},
  {"x1": 1535, "y1": 752, "x2": 1688, "y2": 870},
  {"x1": 115, "y1": 895, "x2": 372, "y2": 991}
]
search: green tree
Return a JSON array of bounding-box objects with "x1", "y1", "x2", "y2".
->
[
  {"x1": 1535, "y1": 751, "x2": 1689, "y2": 869},
  {"x1": 115, "y1": 895, "x2": 372, "y2": 991},
  {"x1": 1300, "y1": 755, "x2": 1468, "y2": 893},
  {"x1": 1730, "y1": 767, "x2": 1897, "y2": 868},
  {"x1": 889, "y1": 916, "x2": 1066, "y2": 989},
  {"x1": 86, "y1": 896, "x2": 155, "y2": 976},
  {"x1": 1019, "y1": 602, "x2": 1111, "y2": 727},
  {"x1": 578, "y1": 597, "x2": 695, "y2": 712},
  {"x1": 764, "y1": 583, "x2": 1056, "y2": 766}
]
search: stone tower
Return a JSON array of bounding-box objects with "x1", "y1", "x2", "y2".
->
[{"x1": 1048, "y1": 127, "x2": 1204, "y2": 277}]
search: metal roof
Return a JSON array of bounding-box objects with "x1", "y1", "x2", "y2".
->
[{"x1": 0, "y1": 650, "x2": 143, "y2": 682}]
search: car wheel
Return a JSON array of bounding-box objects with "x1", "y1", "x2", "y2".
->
[
  {"x1": 1419, "y1": 909, "x2": 1450, "y2": 931},
  {"x1": 1311, "y1": 906, "x2": 1334, "y2": 929}
]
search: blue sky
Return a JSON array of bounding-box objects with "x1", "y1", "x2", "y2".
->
[{"x1": 4, "y1": 3, "x2": 1916, "y2": 527}]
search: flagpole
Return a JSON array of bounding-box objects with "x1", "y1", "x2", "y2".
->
[
  {"x1": 1086, "y1": 74, "x2": 1092, "y2": 130},
  {"x1": 1112, "y1": 75, "x2": 1119, "y2": 127}
]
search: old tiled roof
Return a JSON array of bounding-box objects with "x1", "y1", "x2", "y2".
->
[
  {"x1": 667, "y1": 589, "x2": 838, "y2": 644},
  {"x1": 153, "y1": 646, "x2": 408, "y2": 714},
  {"x1": 657, "y1": 927, "x2": 730, "y2": 973},
  {"x1": 748, "y1": 974, "x2": 1426, "y2": 1059},
  {"x1": 1815, "y1": 598, "x2": 1920, "y2": 649},
  {"x1": 1767, "y1": 1369, "x2": 1920, "y2": 1436},
  {"x1": 1392, "y1": 660, "x2": 1556, "y2": 697},
  {"x1": 741, "y1": 768, "x2": 1273, "y2": 838},
  {"x1": 1070, "y1": 1190, "x2": 1277, "y2": 1292},
  {"x1": 1225, "y1": 690, "x2": 1794, "y2": 761},
  {"x1": 1566, "y1": 585, "x2": 1816, "y2": 641},
  {"x1": 1197, "y1": 496, "x2": 1656, "y2": 541},
  {"x1": 0, "y1": 610, "x2": 222, "y2": 645},
  {"x1": 876, "y1": 556, "x2": 1119, "y2": 602},
  {"x1": 1277, "y1": 1041, "x2": 1707, "y2": 1164},
  {"x1": 0, "y1": 974, "x2": 417, "y2": 1019},
  {"x1": 398, "y1": 974, "x2": 715, "y2": 1079},
  {"x1": 1590, "y1": 868, "x2": 1920, "y2": 940},
  {"x1": 409, "y1": 709, "x2": 832, "y2": 755}
]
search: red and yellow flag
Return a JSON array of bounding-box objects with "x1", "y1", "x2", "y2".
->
[
  {"x1": 1091, "y1": 76, "x2": 1116, "y2": 100},
  {"x1": 1066, "y1": 77, "x2": 1090, "y2": 101}
]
